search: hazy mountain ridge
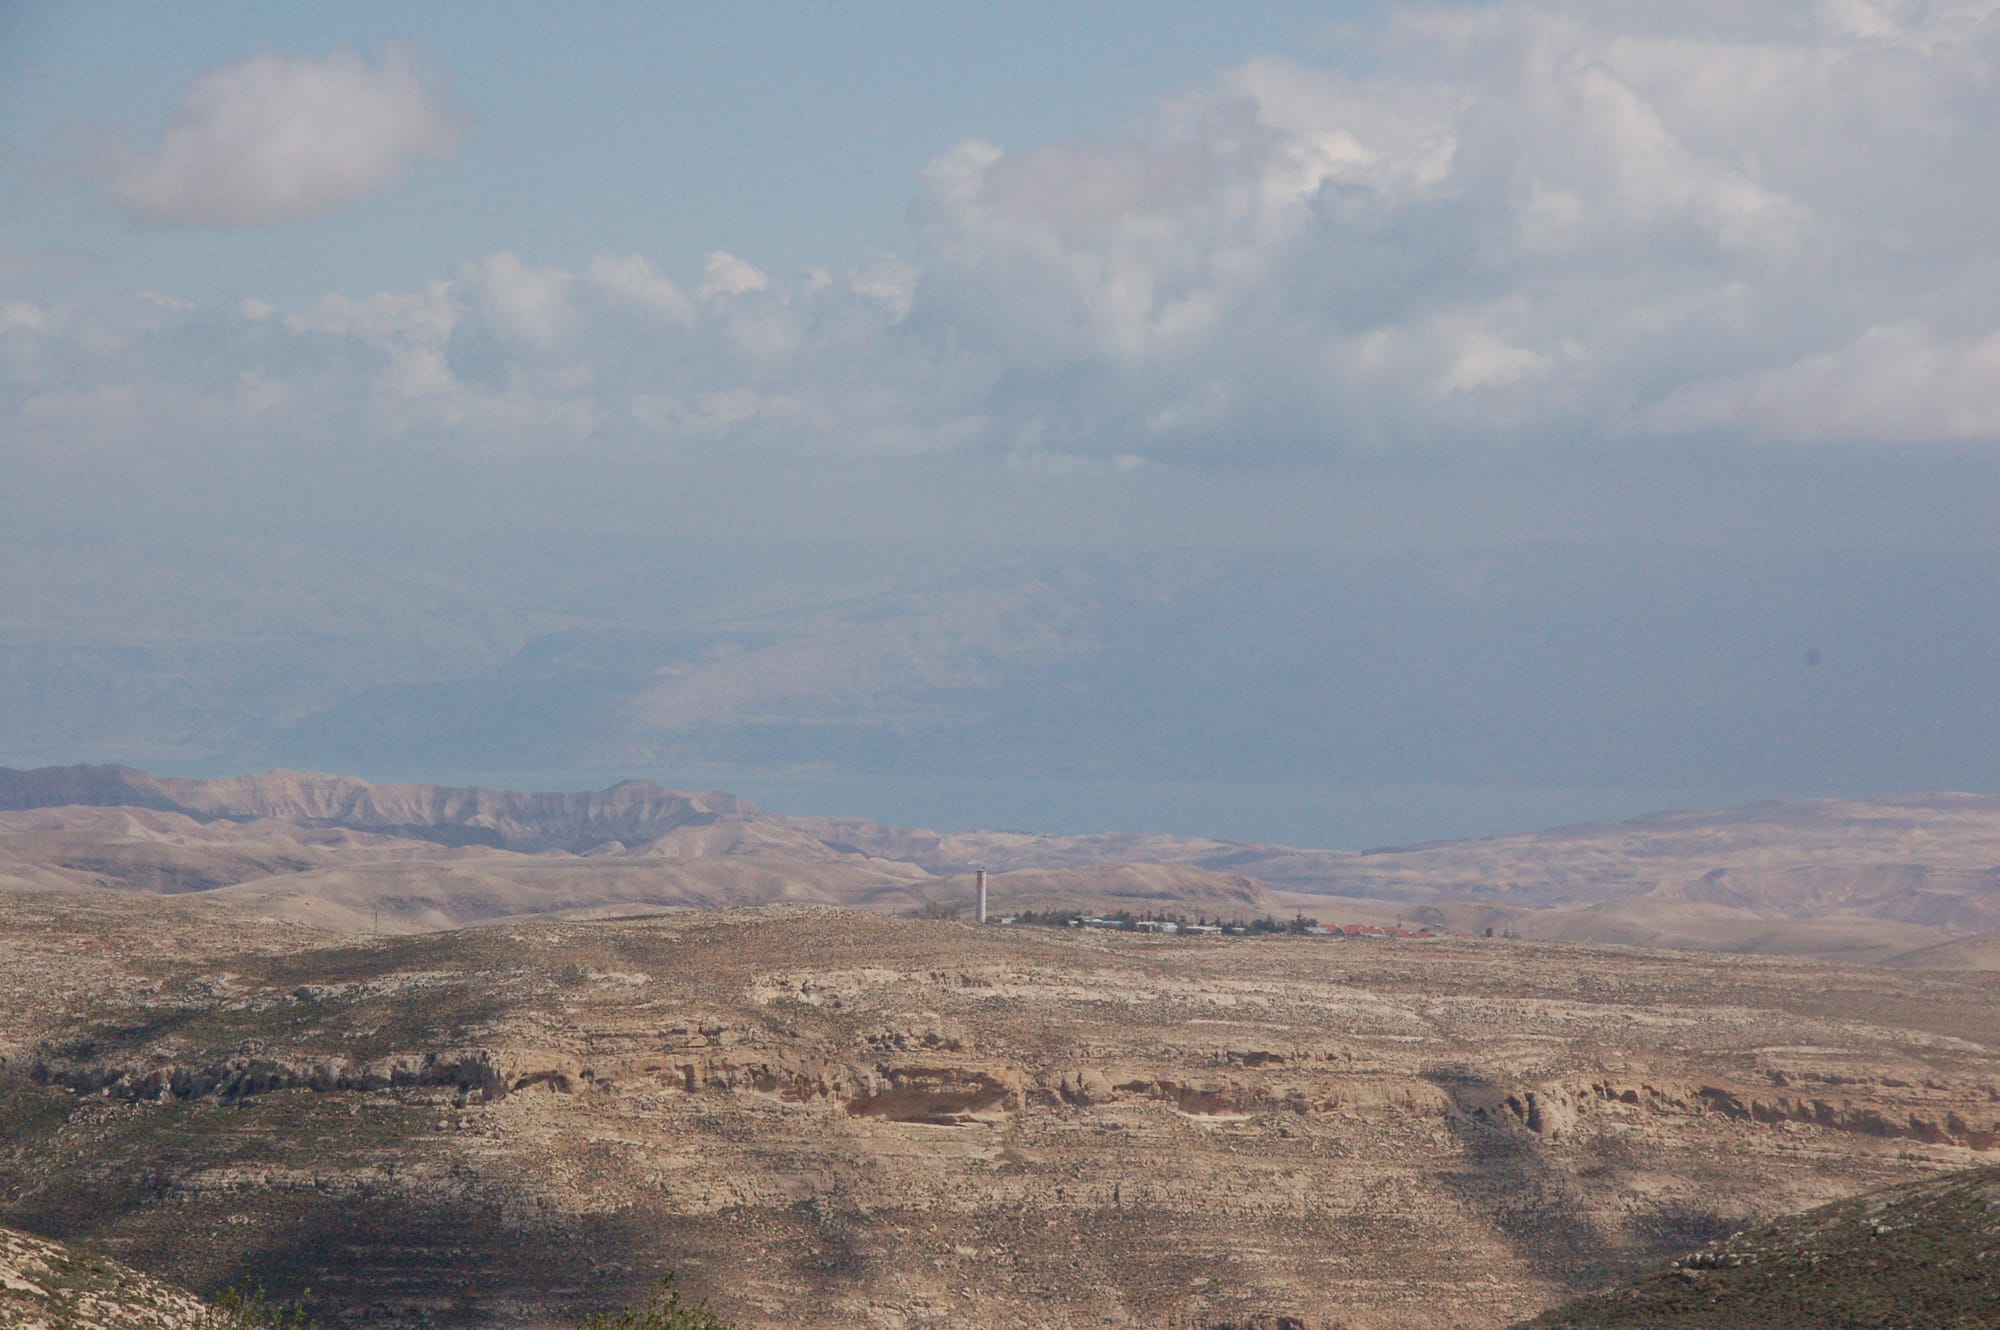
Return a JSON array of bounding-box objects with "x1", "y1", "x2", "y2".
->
[
  {"x1": 0, "y1": 764, "x2": 756, "y2": 852},
  {"x1": 4, "y1": 764, "x2": 1999, "y2": 961}
]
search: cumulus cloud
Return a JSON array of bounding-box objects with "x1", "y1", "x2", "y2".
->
[
  {"x1": 894, "y1": 0, "x2": 2000, "y2": 454},
  {"x1": 462, "y1": 252, "x2": 577, "y2": 348},
  {"x1": 110, "y1": 44, "x2": 462, "y2": 227},
  {"x1": 21, "y1": 2, "x2": 2000, "y2": 470},
  {"x1": 1651, "y1": 323, "x2": 2000, "y2": 441},
  {"x1": 584, "y1": 254, "x2": 696, "y2": 324},
  {"x1": 696, "y1": 252, "x2": 772, "y2": 299}
]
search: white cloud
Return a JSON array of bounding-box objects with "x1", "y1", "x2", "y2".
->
[
  {"x1": 21, "y1": 2, "x2": 2000, "y2": 472},
  {"x1": 0, "y1": 301, "x2": 47, "y2": 333},
  {"x1": 1440, "y1": 331, "x2": 1554, "y2": 396},
  {"x1": 1650, "y1": 323, "x2": 2000, "y2": 441},
  {"x1": 110, "y1": 44, "x2": 462, "y2": 227},
  {"x1": 287, "y1": 281, "x2": 459, "y2": 348},
  {"x1": 584, "y1": 253, "x2": 696, "y2": 324},
  {"x1": 696, "y1": 252, "x2": 772, "y2": 299},
  {"x1": 463, "y1": 252, "x2": 576, "y2": 348}
]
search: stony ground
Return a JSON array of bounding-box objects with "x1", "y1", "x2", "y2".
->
[
  {"x1": 1511, "y1": 1163, "x2": 1999, "y2": 1328},
  {"x1": 0, "y1": 1224, "x2": 209, "y2": 1330},
  {"x1": 2, "y1": 891, "x2": 1997, "y2": 1329}
]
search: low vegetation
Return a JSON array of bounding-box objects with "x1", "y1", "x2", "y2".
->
[
  {"x1": 1512, "y1": 1165, "x2": 2000, "y2": 1329},
  {"x1": 197, "y1": 1283, "x2": 315, "y2": 1330},
  {"x1": 581, "y1": 1274, "x2": 735, "y2": 1330}
]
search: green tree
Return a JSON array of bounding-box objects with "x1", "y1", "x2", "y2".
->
[
  {"x1": 197, "y1": 1282, "x2": 314, "y2": 1330},
  {"x1": 583, "y1": 1273, "x2": 734, "y2": 1330}
]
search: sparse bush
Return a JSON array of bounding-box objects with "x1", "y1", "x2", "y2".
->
[
  {"x1": 197, "y1": 1281, "x2": 314, "y2": 1330},
  {"x1": 582, "y1": 1273, "x2": 734, "y2": 1330}
]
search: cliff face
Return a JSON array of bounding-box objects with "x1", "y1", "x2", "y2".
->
[
  {"x1": 3, "y1": 891, "x2": 1997, "y2": 1330},
  {"x1": 0, "y1": 764, "x2": 757, "y2": 852},
  {"x1": 0, "y1": 765, "x2": 190, "y2": 816}
]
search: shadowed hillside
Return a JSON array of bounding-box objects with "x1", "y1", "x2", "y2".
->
[{"x1": 1511, "y1": 1164, "x2": 2000, "y2": 1329}]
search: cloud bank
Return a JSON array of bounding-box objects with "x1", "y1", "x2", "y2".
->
[
  {"x1": 18, "y1": 3, "x2": 2000, "y2": 479},
  {"x1": 110, "y1": 44, "x2": 462, "y2": 227}
]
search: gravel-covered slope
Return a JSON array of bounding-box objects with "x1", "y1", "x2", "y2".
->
[
  {"x1": 1, "y1": 1225, "x2": 210, "y2": 1330},
  {"x1": 1512, "y1": 1164, "x2": 2000, "y2": 1329}
]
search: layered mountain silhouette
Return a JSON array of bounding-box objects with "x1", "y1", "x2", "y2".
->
[
  {"x1": 2, "y1": 763, "x2": 1998, "y2": 962},
  {"x1": 0, "y1": 763, "x2": 754, "y2": 852}
]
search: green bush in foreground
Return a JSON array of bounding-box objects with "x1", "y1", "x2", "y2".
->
[
  {"x1": 197, "y1": 1282, "x2": 314, "y2": 1330},
  {"x1": 582, "y1": 1273, "x2": 734, "y2": 1330}
]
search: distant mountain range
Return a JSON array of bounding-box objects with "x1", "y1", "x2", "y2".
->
[
  {"x1": 0, "y1": 762, "x2": 758, "y2": 852},
  {"x1": 2, "y1": 763, "x2": 1998, "y2": 964}
]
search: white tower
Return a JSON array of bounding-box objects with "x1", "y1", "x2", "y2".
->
[{"x1": 976, "y1": 869, "x2": 988, "y2": 924}]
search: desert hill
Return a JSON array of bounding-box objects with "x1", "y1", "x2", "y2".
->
[
  {"x1": 1884, "y1": 934, "x2": 2000, "y2": 971},
  {"x1": 1, "y1": 889, "x2": 1996, "y2": 1328},
  {"x1": 0, "y1": 780, "x2": 1272, "y2": 934},
  {"x1": 4, "y1": 765, "x2": 2000, "y2": 959},
  {"x1": 0, "y1": 764, "x2": 755, "y2": 853},
  {"x1": 1511, "y1": 1162, "x2": 1999, "y2": 1328},
  {"x1": 1, "y1": 1224, "x2": 211, "y2": 1330}
]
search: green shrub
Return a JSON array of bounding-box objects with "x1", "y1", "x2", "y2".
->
[
  {"x1": 197, "y1": 1282, "x2": 313, "y2": 1330},
  {"x1": 583, "y1": 1273, "x2": 734, "y2": 1330}
]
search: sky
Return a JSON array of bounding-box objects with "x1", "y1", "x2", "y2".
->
[{"x1": 2, "y1": 1, "x2": 1998, "y2": 846}]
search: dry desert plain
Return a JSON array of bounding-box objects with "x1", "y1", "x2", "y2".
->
[{"x1": 2, "y1": 887, "x2": 1997, "y2": 1330}]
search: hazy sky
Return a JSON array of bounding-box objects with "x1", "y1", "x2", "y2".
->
[{"x1": 3, "y1": 1, "x2": 1998, "y2": 843}]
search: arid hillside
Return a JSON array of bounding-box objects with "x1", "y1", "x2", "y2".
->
[
  {"x1": 1, "y1": 890, "x2": 1996, "y2": 1329},
  {"x1": 1, "y1": 1224, "x2": 210, "y2": 1330},
  {"x1": 3, "y1": 765, "x2": 1999, "y2": 962},
  {"x1": 1511, "y1": 1163, "x2": 1999, "y2": 1328}
]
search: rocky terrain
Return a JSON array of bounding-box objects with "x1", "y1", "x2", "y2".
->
[
  {"x1": 2, "y1": 889, "x2": 1996, "y2": 1328},
  {"x1": 3, "y1": 766, "x2": 1998, "y2": 963},
  {"x1": 1510, "y1": 1163, "x2": 1999, "y2": 1328},
  {"x1": 1, "y1": 1224, "x2": 210, "y2": 1330}
]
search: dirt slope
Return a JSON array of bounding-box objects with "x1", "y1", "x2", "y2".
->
[{"x1": 1511, "y1": 1164, "x2": 1999, "y2": 1328}]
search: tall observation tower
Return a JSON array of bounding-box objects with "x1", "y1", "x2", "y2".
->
[{"x1": 976, "y1": 869, "x2": 988, "y2": 924}]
